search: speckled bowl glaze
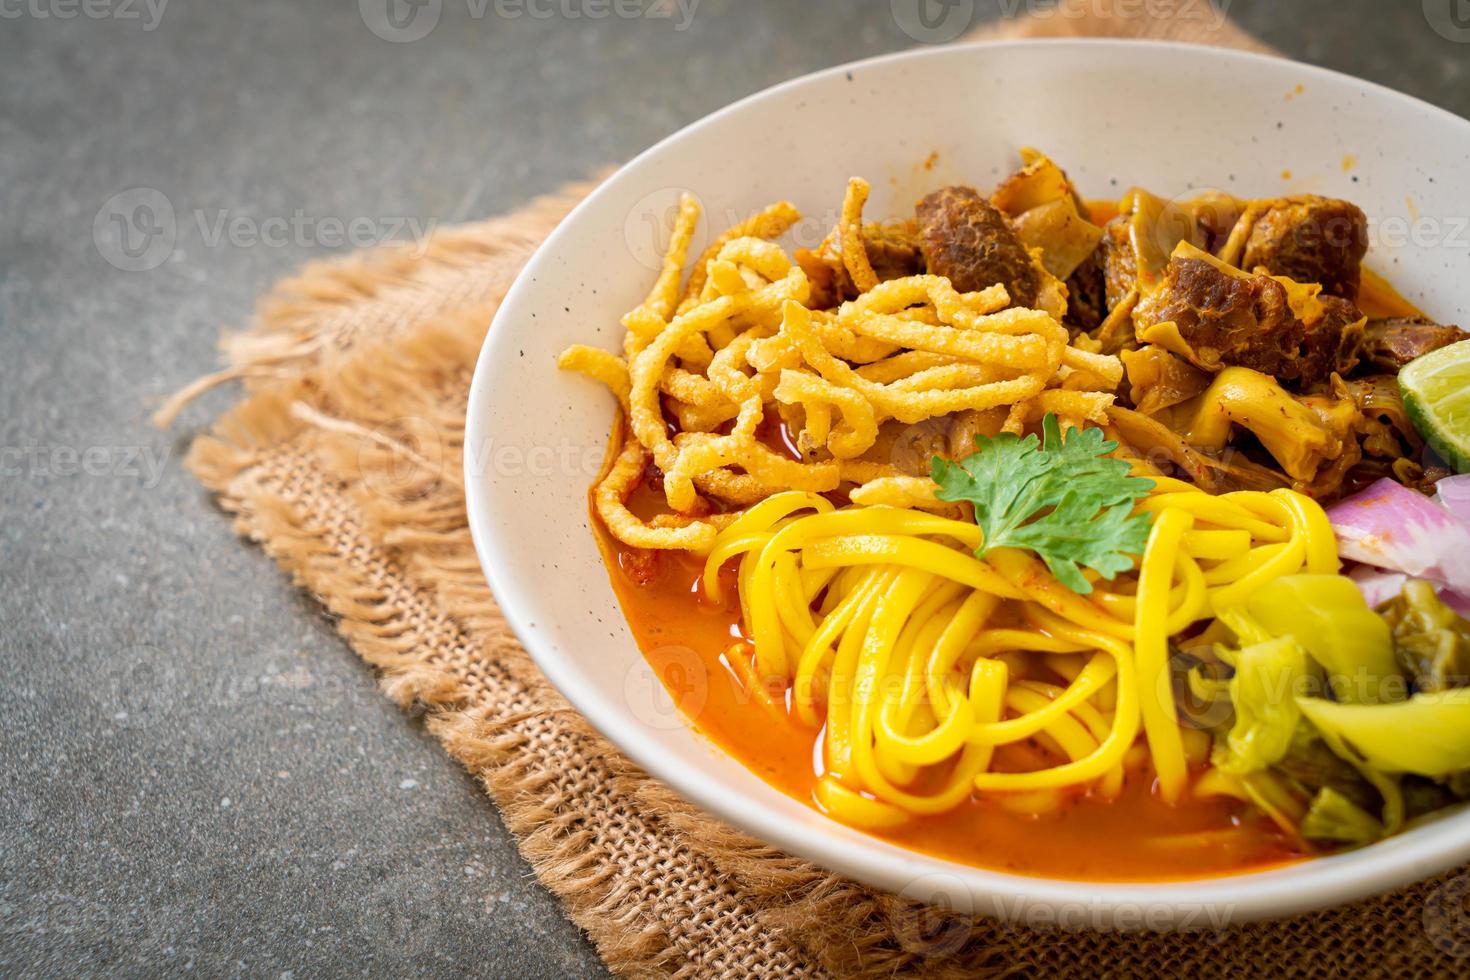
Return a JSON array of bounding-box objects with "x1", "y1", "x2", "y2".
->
[{"x1": 466, "y1": 40, "x2": 1470, "y2": 926}]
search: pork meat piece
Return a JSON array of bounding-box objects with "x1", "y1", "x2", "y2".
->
[
  {"x1": 916, "y1": 186, "x2": 1038, "y2": 306},
  {"x1": 1359, "y1": 316, "x2": 1470, "y2": 372},
  {"x1": 1143, "y1": 248, "x2": 1304, "y2": 379},
  {"x1": 1065, "y1": 246, "x2": 1107, "y2": 334},
  {"x1": 1297, "y1": 295, "x2": 1365, "y2": 390},
  {"x1": 861, "y1": 219, "x2": 926, "y2": 282},
  {"x1": 1242, "y1": 196, "x2": 1368, "y2": 301},
  {"x1": 1099, "y1": 216, "x2": 1137, "y2": 312}
]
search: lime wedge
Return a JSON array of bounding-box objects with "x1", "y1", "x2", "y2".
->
[{"x1": 1400, "y1": 337, "x2": 1470, "y2": 473}]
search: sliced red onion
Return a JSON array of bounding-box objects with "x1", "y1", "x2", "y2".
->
[
  {"x1": 1434, "y1": 474, "x2": 1470, "y2": 524},
  {"x1": 1347, "y1": 566, "x2": 1409, "y2": 609},
  {"x1": 1326, "y1": 478, "x2": 1470, "y2": 584},
  {"x1": 1346, "y1": 566, "x2": 1470, "y2": 615}
]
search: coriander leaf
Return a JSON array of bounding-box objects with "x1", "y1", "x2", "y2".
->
[
  {"x1": 1002, "y1": 492, "x2": 1153, "y2": 593},
  {"x1": 930, "y1": 414, "x2": 1155, "y2": 594}
]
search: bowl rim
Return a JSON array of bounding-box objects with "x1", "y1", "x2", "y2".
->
[{"x1": 465, "y1": 37, "x2": 1470, "y2": 924}]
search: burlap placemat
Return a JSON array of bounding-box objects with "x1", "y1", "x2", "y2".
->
[{"x1": 168, "y1": 3, "x2": 1469, "y2": 976}]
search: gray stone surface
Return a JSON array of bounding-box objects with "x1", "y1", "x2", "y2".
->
[{"x1": 1, "y1": 1, "x2": 1465, "y2": 975}]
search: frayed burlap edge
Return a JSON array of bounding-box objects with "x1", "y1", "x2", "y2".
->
[{"x1": 172, "y1": 6, "x2": 1470, "y2": 977}]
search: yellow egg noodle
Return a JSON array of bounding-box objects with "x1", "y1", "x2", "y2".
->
[{"x1": 698, "y1": 480, "x2": 1339, "y2": 828}]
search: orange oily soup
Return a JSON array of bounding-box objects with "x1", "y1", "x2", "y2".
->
[{"x1": 594, "y1": 494, "x2": 1301, "y2": 882}]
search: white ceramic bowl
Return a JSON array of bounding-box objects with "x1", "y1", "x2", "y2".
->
[{"x1": 466, "y1": 40, "x2": 1470, "y2": 926}]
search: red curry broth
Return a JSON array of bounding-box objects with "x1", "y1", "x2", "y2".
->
[{"x1": 595, "y1": 498, "x2": 1301, "y2": 882}]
